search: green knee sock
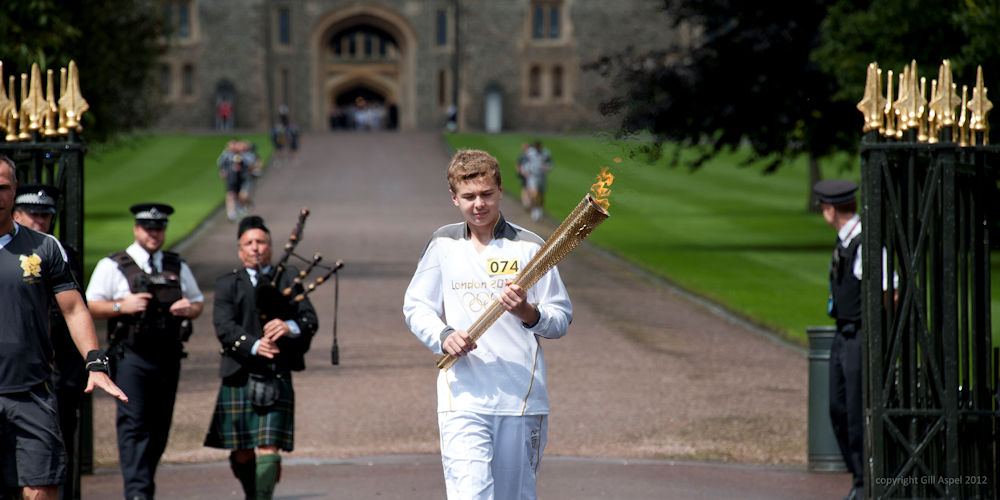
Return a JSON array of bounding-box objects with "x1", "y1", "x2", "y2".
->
[
  {"x1": 255, "y1": 453, "x2": 282, "y2": 500},
  {"x1": 229, "y1": 452, "x2": 256, "y2": 500}
]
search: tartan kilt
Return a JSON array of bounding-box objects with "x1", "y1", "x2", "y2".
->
[{"x1": 204, "y1": 374, "x2": 295, "y2": 451}]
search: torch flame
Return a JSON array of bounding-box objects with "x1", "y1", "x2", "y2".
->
[{"x1": 589, "y1": 166, "x2": 615, "y2": 211}]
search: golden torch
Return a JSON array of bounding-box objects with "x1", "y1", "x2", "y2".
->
[{"x1": 436, "y1": 167, "x2": 615, "y2": 370}]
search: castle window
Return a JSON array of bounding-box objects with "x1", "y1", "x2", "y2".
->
[
  {"x1": 552, "y1": 65, "x2": 563, "y2": 98},
  {"x1": 329, "y1": 25, "x2": 399, "y2": 62},
  {"x1": 532, "y1": 7, "x2": 545, "y2": 39},
  {"x1": 177, "y1": 3, "x2": 190, "y2": 38},
  {"x1": 159, "y1": 64, "x2": 171, "y2": 96},
  {"x1": 531, "y1": 2, "x2": 562, "y2": 40},
  {"x1": 161, "y1": 0, "x2": 192, "y2": 39},
  {"x1": 436, "y1": 10, "x2": 448, "y2": 46},
  {"x1": 182, "y1": 64, "x2": 194, "y2": 96},
  {"x1": 528, "y1": 65, "x2": 542, "y2": 98},
  {"x1": 548, "y1": 7, "x2": 560, "y2": 38},
  {"x1": 278, "y1": 8, "x2": 291, "y2": 45}
]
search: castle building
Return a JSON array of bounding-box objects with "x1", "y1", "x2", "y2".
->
[{"x1": 156, "y1": 0, "x2": 680, "y2": 133}]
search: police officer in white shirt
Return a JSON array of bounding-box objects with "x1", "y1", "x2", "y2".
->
[{"x1": 85, "y1": 203, "x2": 203, "y2": 500}]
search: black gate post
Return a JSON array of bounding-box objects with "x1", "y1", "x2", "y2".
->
[{"x1": 856, "y1": 60, "x2": 999, "y2": 499}]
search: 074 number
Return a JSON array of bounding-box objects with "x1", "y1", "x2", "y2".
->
[{"x1": 487, "y1": 258, "x2": 519, "y2": 275}]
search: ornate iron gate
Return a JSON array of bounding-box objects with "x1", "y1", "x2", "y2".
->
[{"x1": 857, "y1": 60, "x2": 999, "y2": 499}]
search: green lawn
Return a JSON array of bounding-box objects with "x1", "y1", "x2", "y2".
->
[
  {"x1": 81, "y1": 133, "x2": 272, "y2": 276},
  {"x1": 445, "y1": 133, "x2": 1000, "y2": 346}
]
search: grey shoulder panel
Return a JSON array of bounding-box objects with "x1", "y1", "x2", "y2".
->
[
  {"x1": 502, "y1": 221, "x2": 544, "y2": 246},
  {"x1": 418, "y1": 223, "x2": 466, "y2": 259},
  {"x1": 431, "y1": 222, "x2": 466, "y2": 241}
]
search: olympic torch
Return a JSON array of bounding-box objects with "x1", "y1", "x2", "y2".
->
[{"x1": 436, "y1": 167, "x2": 615, "y2": 370}]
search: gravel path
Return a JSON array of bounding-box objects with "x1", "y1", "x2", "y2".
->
[{"x1": 90, "y1": 131, "x2": 812, "y2": 469}]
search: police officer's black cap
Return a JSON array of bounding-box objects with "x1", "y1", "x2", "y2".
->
[
  {"x1": 238, "y1": 215, "x2": 269, "y2": 238},
  {"x1": 813, "y1": 180, "x2": 859, "y2": 204},
  {"x1": 130, "y1": 202, "x2": 173, "y2": 228},
  {"x1": 15, "y1": 184, "x2": 60, "y2": 214}
]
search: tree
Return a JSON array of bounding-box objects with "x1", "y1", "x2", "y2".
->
[
  {"x1": 588, "y1": 1, "x2": 998, "y2": 210},
  {"x1": 815, "y1": 0, "x2": 995, "y2": 119},
  {"x1": 588, "y1": 1, "x2": 858, "y2": 184},
  {"x1": 0, "y1": 0, "x2": 165, "y2": 143}
]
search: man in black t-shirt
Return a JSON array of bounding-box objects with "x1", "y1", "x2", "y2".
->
[
  {"x1": 13, "y1": 183, "x2": 88, "y2": 500},
  {"x1": 0, "y1": 156, "x2": 128, "y2": 500}
]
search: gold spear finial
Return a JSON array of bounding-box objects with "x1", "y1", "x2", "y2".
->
[
  {"x1": 913, "y1": 61, "x2": 927, "y2": 131},
  {"x1": 958, "y1": 85, "x2": 969, "y2": 147},
  {"x1": 18, "y1": 73, "x2": 30, "y2": 139},
  {"x1": 917, "y1": 76, "x2": 930, "y2": 142},
  {"x1": 929, "y1": 60, "x2": 960, "y2": 127},
  {"x1": 58, "y1": 60, "x2": 88, "y2": 131},
  {"x1": 895, "y1": 67, "x2": 907, "y2": 138},
  {"x1": 21, "y1": 63, "x2": 47, "y2": 132},
  {"x1": 0, "y1": 62, "x2": 10, "y2": 136},
  {"x1": 896, "y1": 60, "x2": 924, "y2": 131},
  {"x1": 5, "y1": 76, "x2": 18, "y2": 141},
  {"x1": 57, "y1": 67, "x2": 68, "y2": 134},
  {"x1": 43, "y1": 69, "x2": 58, "y2": 136},
  {"x1": 892, "y1": 65, "x2": 908, "y2": 130},
  {"x1": 857, "y1": 62, "x2": 885, "y2": 132},
  {"x1": 883, "y1": 69, "x2": 896, "y2": 138},
  {"x1": 926, "y1": 79, "x2": 938, "y2": 143},
  {"x1": 967, "y1": 65, "x2": 992, "y2": 132}
]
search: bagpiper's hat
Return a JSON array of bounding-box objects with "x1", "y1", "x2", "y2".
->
[
  {"x1": 813, "y1": 180, "x2": 859, "y2": 205},
  {"x1": 14, "y1": 184, "x2": 60, "y2": 214},
  {"x1": 238, "y1": 215, "x2": 269, "y2": 238},
  {"x1": 130, "y1": 202, "x2": 173, "y2": 229}
]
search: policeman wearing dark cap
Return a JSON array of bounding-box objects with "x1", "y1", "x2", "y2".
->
[
  {"x1": 13, "y1": 183, "x2": 89, "y2": 500},
  {"x1": 12, "y1": 183, "x2": 59, "y2": 231},
  {"x1": 814, "y1": 179, "x2": 864, "y2": 500},
  {"x1": 84, "y1": 203, "x2": 204, "y2": 500}
]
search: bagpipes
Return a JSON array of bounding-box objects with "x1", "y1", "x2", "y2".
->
[{"x1": 255, "y1": 208, "x2": 345, "y2": 364}]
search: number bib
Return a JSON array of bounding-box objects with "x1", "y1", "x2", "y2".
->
[{"x1": 486, "y1": 258, "x2": 519, "y2": 276}]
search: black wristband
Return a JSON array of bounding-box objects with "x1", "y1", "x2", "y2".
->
[
  {"x1": 521, "y1": 303, "x2": 541, "y2": 329},
  {"x1": 85, "y1": 349, "x2": 110, "y2": 373}
]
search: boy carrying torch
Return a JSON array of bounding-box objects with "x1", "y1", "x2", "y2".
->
[{"x1": 403, "y1": 149, "x2": 573, "y2": 500}]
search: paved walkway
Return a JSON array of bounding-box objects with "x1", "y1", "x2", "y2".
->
[{"x1": 81, "y1": 131, "x2": 850, "y2": 498}]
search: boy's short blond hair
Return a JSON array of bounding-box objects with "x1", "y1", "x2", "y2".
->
[{"x1": 447, "y1": 149, "x2": 502, "y2": 192}]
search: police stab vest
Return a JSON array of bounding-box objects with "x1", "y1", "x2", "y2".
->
[
  {"x1": 107, "y1": 250, "x2": 186, "y2": 352},
  {"x1": 828, "y1": 233, "x2": 863, "y2": 322}
]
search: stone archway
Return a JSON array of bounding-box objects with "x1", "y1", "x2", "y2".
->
[{"x1": 309, "y1": 4, "x2": 418, "y2": 131}]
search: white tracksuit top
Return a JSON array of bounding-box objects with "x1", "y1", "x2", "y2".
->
[{"x1": 404, "y1": 214, "x2": 572, "y2": 416}]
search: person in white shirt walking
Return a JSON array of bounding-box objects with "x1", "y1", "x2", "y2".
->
[
  {"x1": 85, "y1": 203, "x2": 203, "y2": 500},
  {"x1": 404, "y1": 149, "x2": 572, "y2": 499}
]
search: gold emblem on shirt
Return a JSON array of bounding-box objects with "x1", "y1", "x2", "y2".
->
[
  {"x1": 20, "y1": 253, "x2": 42, "y2": 278},
  {"x1": 486, "y1": 258, "x2": 519, "y2": 276}
]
